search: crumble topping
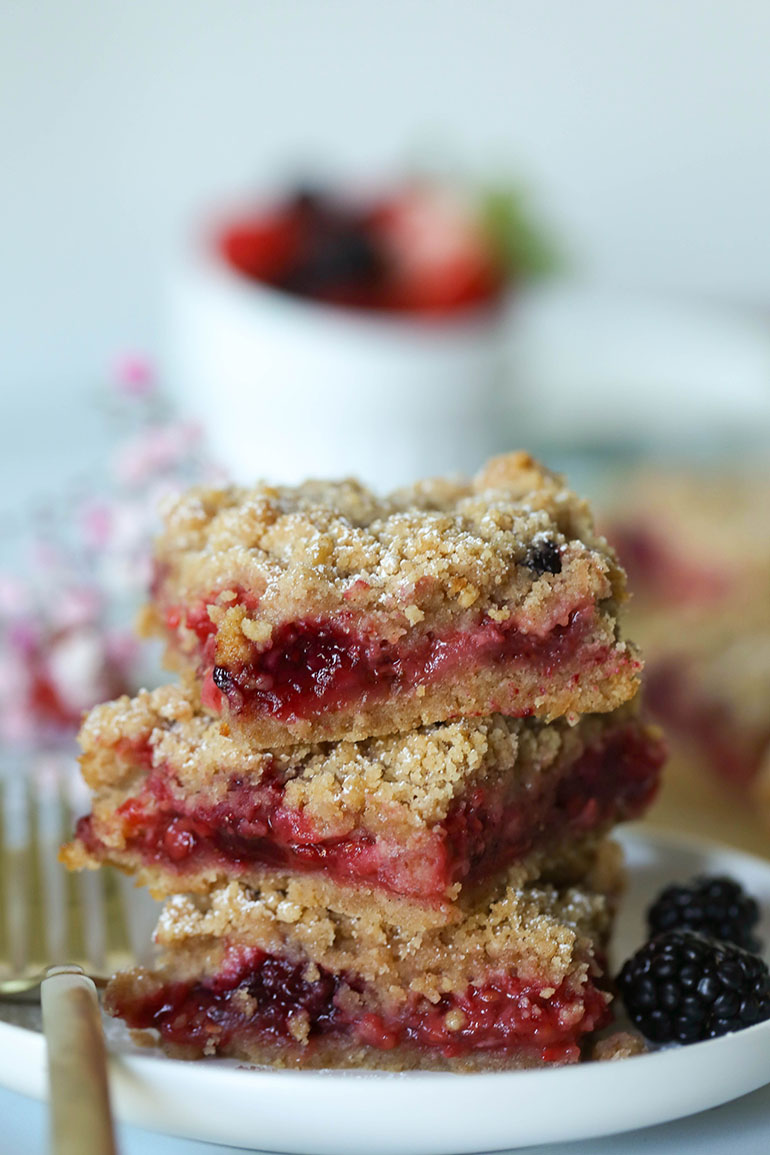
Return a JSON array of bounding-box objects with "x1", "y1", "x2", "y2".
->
[
  {"x1": 149, "y1": 452, "x2": 626, "y2": 626},
  {"x1": 76, "y1": 683, "x2": 639, "y2": 831}
]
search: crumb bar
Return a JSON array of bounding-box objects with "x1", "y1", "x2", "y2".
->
[
  {"x1": 63, "y1": 685, "x2": 663, "y2": 906},
  {"x1": 645, "y1": 629, "x2": 770, "y2": 793},
  {"x1": 106, "y1": 841, "x2": 623, "y2": 1069},
  {"x1": 604, "y1": 467, "x2": 770, "y2": 805},
  {"x1": 605, "y1": 467, "x2": 770, "y2": 618},
  {"x1": 143, "y1": 453, "x2": 640, "y2": 745}
]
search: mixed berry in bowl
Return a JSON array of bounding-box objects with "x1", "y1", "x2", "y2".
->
[{"x1": 219, "y1": 182, "x2": 551, "y2": 317}]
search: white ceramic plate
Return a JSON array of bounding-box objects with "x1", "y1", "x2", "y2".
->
[{"x1": 2, "y1": 826, "x2": 770, "y2": 1155}]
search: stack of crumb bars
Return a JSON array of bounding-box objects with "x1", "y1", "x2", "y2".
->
[{"x1": 63, "y1": 453, "x2": 665, "y2": 1069}]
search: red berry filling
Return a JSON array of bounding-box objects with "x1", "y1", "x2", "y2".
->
[
  {"x1": 108, "y1": 948, "x2": 609, "y2": 1063},
  {"x1": 449, "y1": 722, "x2": 664, "y2": 887},
  {"x1": 186, "y1": 607, "x2": 615, "y2": 726},
  {"x1": 76, "y1": 724, "x2": 663, "y2": 899}
]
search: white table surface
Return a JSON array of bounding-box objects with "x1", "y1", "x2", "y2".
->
[{"x1": 2, "y1": 1080, "x2": 770, "y2": 1155}]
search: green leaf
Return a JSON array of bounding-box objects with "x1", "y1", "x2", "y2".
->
[{"x1": 479, "y1": 186, "x2": 560, "y2": 281}]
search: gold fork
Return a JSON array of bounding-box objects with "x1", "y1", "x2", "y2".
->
[{"x1": 0, "y1": 753, "x2": 155, "y2": 1155}]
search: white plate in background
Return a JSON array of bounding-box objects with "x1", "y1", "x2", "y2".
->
[{"x1": 507, "y1": 285, "x2": 770, "y2": 447}]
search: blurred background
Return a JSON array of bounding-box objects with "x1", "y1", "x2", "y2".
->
[
  {"x1": 2, "y1": 1, "x2": 770, "y2": 413},
  {"x1": 1, "y1": 1, "x2": 770, "y2": 848}
]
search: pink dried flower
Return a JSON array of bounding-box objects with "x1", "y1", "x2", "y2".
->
[
  {"x1": 0, "y1": 574, "x2": 30, "y2": 615},
  {"x1": 115, "y1": 422, "x2": 203, "y2": 486},
  {"x1": 105, "y1": 629, "x2": 139, "y2": 670},
  {"x1": 31, "y1": 540, "x2": 65, "y2": 572},
  {"x1": 80, "y1": 503, "x2": 113, "y2": 549},
  {"x1": 54, "y1": 587, "x2": 103, "y2": 630},
  {"x1": 8, "y1": 619, "x2": 40, "y2": 655},
  {"x1": 113, "y1": 353, "x2": 156, "y2": 398}
]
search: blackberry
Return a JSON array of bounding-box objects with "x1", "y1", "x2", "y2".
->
[
  {"x1": 618, "y1": 930, "x2": 770, "y2": 1044},
  {"x1": 288, "y1": 186, "x2": 328, "y2": 218},
  {"x1": 279, "y1": 227, "x2": 384, "y2": 296},
  {"x1": 648, "y1": 875, "x2": 761, "y2": 952},
  {"x1": 525, "y1": 538, "x2": 562, "y2": 576},
  {"x1": 212, "y1": 665, "x2": 235, "y2": 693}
]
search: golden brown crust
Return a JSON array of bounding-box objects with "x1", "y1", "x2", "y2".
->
[
  {"x1": 591, "y1": 1031, "x2": 649, "y2": 1061},
  {"x1": 112, "y1": 1015, "x2": 560, "y2": 1071}
]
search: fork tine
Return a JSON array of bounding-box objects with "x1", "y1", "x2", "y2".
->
[
  {"x1": 0, "y1": 776, "x2": 5, "y2": 965},
  {"x1": 61, "y1": 780, "x2": 89, "y2": 965},
  {"x1": 117, "y1": 873, "x2": 158, "y2": 968},
  {"x1": 35, "y1": 757, "x2": 69, "y2": 964},
  {"x1": 1, "y1": 750, "x2": 159, "y2": 996},
  {"x1": 2, "y1": 767, "x2": 32, "y2": 975},
  {"x1": 26, "y1": 764, "x2": 49, "y2": 971},
  {"x1": 65, "y1": 760, "x2": 148, "y2": 980},
  {"x1": 102, "y1": 868, "x2": 132, "y2": 965},
  {"x1": 0, "y1": 771, "x2": 10, "y2": 970},
  {"x1": 64, "y1": 764, "x2": 107, "y2": 972},
  {"x1": 78, "y1": 870, "x2": 107, "y2": 973}
]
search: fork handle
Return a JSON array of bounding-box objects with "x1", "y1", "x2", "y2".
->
[{"x1": 41, "y1": 966, "x2": 117, "y2": 1155}]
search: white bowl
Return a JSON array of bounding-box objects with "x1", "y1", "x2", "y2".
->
[{"x1": 163, "y1": 236, "x2": 508, "y2": 491}]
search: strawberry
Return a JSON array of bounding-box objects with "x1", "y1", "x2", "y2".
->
[
  {"x1": 373, "y1": 187, "x2": 503, "y2": 314},
  {"x1": 220, "y1": 211, "x2": 301, "y2": 283}
]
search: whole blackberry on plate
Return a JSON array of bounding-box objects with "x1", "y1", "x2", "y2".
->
[
  {"x1": 619, "y1": 930, "x2": 770, "y2": 1044},
  {"x1": 648, "y1": 875, "x2": 761, "y2": 952}
]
